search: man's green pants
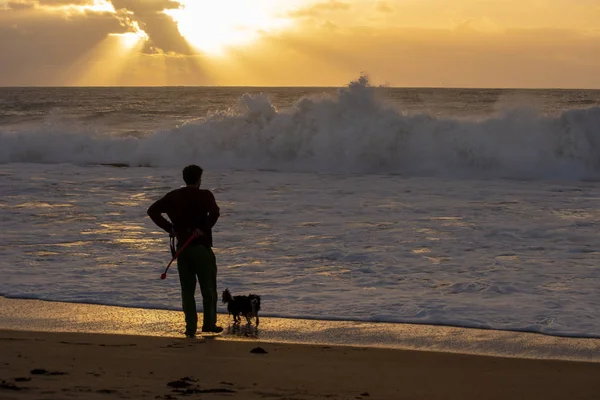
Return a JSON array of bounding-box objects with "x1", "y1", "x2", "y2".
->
[{"x1": 176, "y1": 244, "x2": 217, "y2": 336}]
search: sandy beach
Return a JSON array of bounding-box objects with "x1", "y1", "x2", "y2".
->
[
  {"x1": 1, "y1": 328, "x2": 599, "y2": 400},
  {"x1": 1, "y1": 299, "x2": 599, "y2": 400}
]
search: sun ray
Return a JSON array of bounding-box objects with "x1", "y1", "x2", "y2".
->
[{"x1": 65, "y1": 31, "x2": 147, "y2": 86}]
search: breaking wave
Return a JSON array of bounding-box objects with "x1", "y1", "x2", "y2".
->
[{"x1": 2, "y1": 76, "x2": 600, "y2": 180}]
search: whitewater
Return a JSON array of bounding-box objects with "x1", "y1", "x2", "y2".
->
[{"x1": 0, "y1": 77, "x2": 599, "y2": 338}]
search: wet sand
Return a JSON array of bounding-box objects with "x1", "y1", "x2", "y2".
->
[{"x1": 1, "y1": 329, "x2": 600, "y2": 400}]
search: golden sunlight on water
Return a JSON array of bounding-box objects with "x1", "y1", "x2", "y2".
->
[
  {"x1": 113, "y1": 238, "x2": 165, "y2": 252},
  {"x1": 15, "y1": 202, "x2": 73, "y2": 209},
  {"x1": 54, "y1": 241, "x2": 93, "y2": 248},
  {"x1": 88, "y1": 223, "x2": 145, "y2": 235}
]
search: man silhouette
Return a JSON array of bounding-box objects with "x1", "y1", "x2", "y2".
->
[{"x1": 147, "y1": 165, "x2": 222, "y2": 337}]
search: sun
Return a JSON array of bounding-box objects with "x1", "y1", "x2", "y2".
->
[{"x1": 166, "y1": 0, "x2": 292, "y2": 56}]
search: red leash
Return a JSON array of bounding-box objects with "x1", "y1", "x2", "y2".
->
[{"x1": 160, "y1": 231, "x2": 198, "y2": 280}]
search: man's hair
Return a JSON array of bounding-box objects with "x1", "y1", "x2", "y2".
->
[{"x1": 182, "y1": 165, "x2": 203, "y2": 185}]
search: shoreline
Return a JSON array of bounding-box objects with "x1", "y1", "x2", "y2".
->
[
  {"x1": 3, "y1": 295, "x2": 599, "y2": 340},
  {"x1": 0, "y1": 295, "x2": 600, "y2": 340},
  {"x1": 1, "y1": 296, "x2": 598, "y2": 363}
]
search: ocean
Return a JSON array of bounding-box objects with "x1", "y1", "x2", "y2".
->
[{"x1": 1, "y1": 77, "x2": 599, "y2": 338}]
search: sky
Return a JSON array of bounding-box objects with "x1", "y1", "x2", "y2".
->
[{"x1": 1, "y1": 0, "x2": 599, "y2": 88}]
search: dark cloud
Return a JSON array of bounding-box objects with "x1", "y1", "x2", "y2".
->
[
  {"x1": 0, "y1": 0, "x2": 206, "y2": 85},
  {"x1": 110, "y1": 0, "x2": 192, "y2": 54}
]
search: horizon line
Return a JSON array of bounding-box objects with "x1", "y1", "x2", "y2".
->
[{"x1": 1, "y1": 85, "x2": 600, "y2": 91}]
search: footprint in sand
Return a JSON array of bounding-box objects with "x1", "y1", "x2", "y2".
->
[
  {"x1": 166, "y1": 377, "x2": 236, "y2": 395},
  {"x1": 30, "y1": 368, "x2": 68, "y2": 376}
]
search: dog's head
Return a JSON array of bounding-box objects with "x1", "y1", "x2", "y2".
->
[
  {"x1": 222, "y1": 288, "x2": 233, "y2": 304},
  {"x1": 249, "y1": 294, "x2": 261, "y2": 310}
]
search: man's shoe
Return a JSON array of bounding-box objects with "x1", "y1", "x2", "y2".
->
[
  {"x1": 201, "y1": 326, "x2": 223, "y2": 334},
  {"x1": 184, "y1": 333, "x2": 205, "y2": 342},
  {"x1": 185, "y1": 333, "x2": 196, "y2": 338}
]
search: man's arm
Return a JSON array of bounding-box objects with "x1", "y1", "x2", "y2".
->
[
  {"x1": 147, "y1": 195, "x2": 174, "y2": 234},
  {"x1": 207, "y1": 191, "x2": 220, "y2": 228}
]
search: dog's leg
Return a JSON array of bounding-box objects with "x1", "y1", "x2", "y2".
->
[{"x1": 251, "y1": 302, "x2": 259, "y2": 327}]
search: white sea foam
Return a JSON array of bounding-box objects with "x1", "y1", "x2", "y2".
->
[{"x1": 1, "y1": 77, "x2": 600, "y2": 180}]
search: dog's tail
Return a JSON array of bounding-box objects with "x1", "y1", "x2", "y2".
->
[{"x1": 222, "y1": 288, "x2": 233, "y2": 304}]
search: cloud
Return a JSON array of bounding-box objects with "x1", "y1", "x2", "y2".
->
[
  {"x1": 110, "y1": 0, "x2": 192, "y2": 54},
  {"x1": 242, "y1": 24, "x2": 600, "y2": 88},
  {"x1": 6, "y1": 1, "x2": 36, "y2": 10},
  {"x1": 7, "y1": 0, "x2": 113, "y2": 10},
  {"x1": 110, "y1": 0, "x2": 181, "y2": 14},
  {"x1": 0, "y1": 0, "x2": 599, "y2": 87},
  {"x1": 38, "y1": 0, "x2": 98, "y2": 5},
  {"x1": 376, "y1": 1, "x2": 392, "y2": 13},
  {"x1": 453, "y1": 17, "x2": 501, "y2": 33},
  {"x1": 321, "y1": 20, "x2": 338, "y2": 31},
  {"x1": 0, "y1": 0, "x2": 213, "y2": 85},
  {"x1": 7, "y1": 1, "x2": 192, "y2": 55},
  {"x1": 0, "y1": 8, "x2": 126, "y2": 85},
  {"x1": 289, "y1": 0, "x2": 351, "y2": 19}
]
